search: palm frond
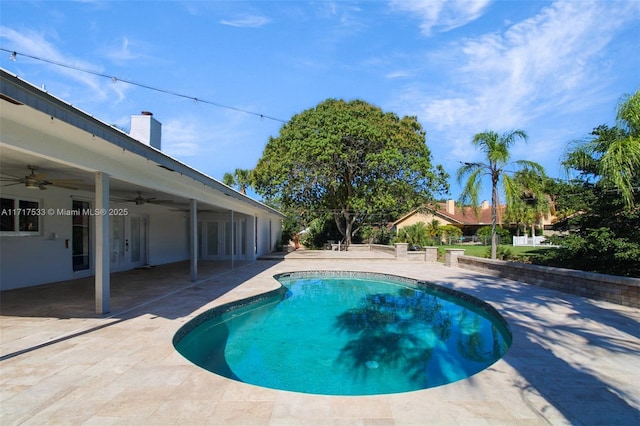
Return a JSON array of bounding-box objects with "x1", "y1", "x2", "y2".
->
[
  {"x1": 457, "y1": 167, "x2": 483, "y2": 208},
  {"x1": 599, "y1": 136, "x2": 640, "y2": 208}
]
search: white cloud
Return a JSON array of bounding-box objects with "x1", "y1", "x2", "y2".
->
[
  {"x1": 389, "y1": 0, "x2": 491, "y2": 35},
  {"x1": 397, "y1": 1, "x2": 638, "y2": 143},
  {"x1": 385, "y1": 70, "x2": 416, "y2": 79},
  {"x1": 159, "y1": 105, "x2": 281, "y2": 180},
  {"x1": 104, "y1": 36, "x2": 149, "y2": 64},
  {"x1": 460, "y1": 0, "x2": 634, "y2": 126},
  {"x1": 321, "y1": 1, "x2": 363, "y2": 29},
  {"x1": 162, "y1": 117, "x2": 207, "y2": 157},
  {"x1": 0, "y1": 26, "x2": 130, "y2": 103},
  {"x1": 161, "y1": 110, "x2": 266, "y2": 160},
  {"x1": 385, "y1": 0, "x2": 640, "y2": 196},
  {"x1": 219, "y1": 14, "x2": 270, "y2": 28}
]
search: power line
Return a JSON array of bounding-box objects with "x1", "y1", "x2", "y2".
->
[{"x1": 1, "y1": 48, "x2": 288, "y2": 123}]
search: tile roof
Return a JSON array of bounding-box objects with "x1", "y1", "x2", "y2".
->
[
  {"x1": 435, "y1": 203, "x2": 505, "y2": 225},
  {"x1": 395, "y1": 201, "x2": 506, "y2": 227}
]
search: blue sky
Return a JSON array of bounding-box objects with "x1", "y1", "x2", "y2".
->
[{"x1": 1, "y1": 0, "x2": 638, "y2": 203}]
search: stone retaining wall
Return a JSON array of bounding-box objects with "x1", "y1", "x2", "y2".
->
[
  {"x1": 369, "y1": 244, "x2": 438, "y2": 261},
  {"x1": 368, "y1": 244, "x2": 397, "y2": 255},
  {"x1": 451, "y1": 254, "x2": 640, "y2": 308}
]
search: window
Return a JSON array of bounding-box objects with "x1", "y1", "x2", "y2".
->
[
  {"x1": 19, "y1": 200, "x2": 39, "y2": 232},
  {"x1": 0, "y1": 198, "x2": 14, "y2": 231},
  {"x1": 0, "y1": 197, "x2": 41, "y2": 235},
  {"x1": 72, "y1": 200, "x2": 90, "y2": 271}
]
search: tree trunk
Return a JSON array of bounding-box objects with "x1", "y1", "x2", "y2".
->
[
  {"x1": 333, "y1": 210, "x2": 354, "y2": 249},
  {"x1": 333, "y1": 213, "x2": 346, "y2": 244},
  {"x1": 491, "y1": 174, "x2": 498, "y2": 260}
]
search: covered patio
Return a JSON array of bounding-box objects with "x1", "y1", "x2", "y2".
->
[{"x1": 1, "y1": 69, "x2": 284, "y2": 316}]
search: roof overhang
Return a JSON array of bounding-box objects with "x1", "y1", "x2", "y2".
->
[{"x1": 0, "y1": 68, "x2": 285, "y2": 218}]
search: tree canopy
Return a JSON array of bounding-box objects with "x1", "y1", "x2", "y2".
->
[{"x1": 252, "y1": 98, "x2": 448, "y2": 245}]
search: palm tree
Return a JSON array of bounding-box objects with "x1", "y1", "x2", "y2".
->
[
  {"x1": 563, "y1": 90, "x2": 640, "y2": 209},
  {"x1": 457, "y1": 130, "x2": 546, "y2": 259},
  {"x1": 425, "y1": 219, "x2": 441, "y2": 243},
  {"x1": 222, "y1": 168, "x2": 253, "y2": 195},
  {"x1": 396, "y1": 222, "x2": 429, "y2": 247},
  {"x1": 512, "y1": 169, "x2": 552, "y2": 238}
]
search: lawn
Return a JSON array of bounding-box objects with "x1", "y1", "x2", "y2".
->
[{"x1": 435, "y1": 244, "x2": 555, "y2": 262}]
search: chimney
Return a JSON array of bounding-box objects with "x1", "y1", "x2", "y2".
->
[
  {"x1": 481, "y1": 200, "x2": 489, "y2": 209},
  {"x1": 446, "y1": 199, "x2": 455, "y2": 214},
  {"x1": 130, "y1": 111, "x2": 161, "y2": 150}
]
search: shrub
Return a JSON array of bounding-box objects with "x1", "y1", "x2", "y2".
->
[
  {"x1": 485, "y1": 245, "x2": 516, "y2": 261},
  {"x1": 394, "y1": 222, "x2": 430, "y2": 247},
  {"x1": 477, "y1": 226, "x2": 512, "y2": 245}
]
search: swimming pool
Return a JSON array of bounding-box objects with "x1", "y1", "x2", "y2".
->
[{"x1": 173, "y1": 271, "x2": 512, "y2": 396}]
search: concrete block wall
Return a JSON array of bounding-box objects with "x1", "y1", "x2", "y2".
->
[
  {"x1": 452, "y1": 255, "x2": 640, "y2": 308},
  {"x1": 395, "y1": 243, "x2": 408, "y2": 259},
  {"x1": 424, "y1": 247, "x2": 438, "y2": 262}
]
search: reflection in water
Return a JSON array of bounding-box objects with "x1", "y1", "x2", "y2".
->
[
  {"x1": 335, "y1": 288, "x2": 453, "y2": 386},
  {"x1": 456, "y1": 308, "x2": 504, "y2": 363}
]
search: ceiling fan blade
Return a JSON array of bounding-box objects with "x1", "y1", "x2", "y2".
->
[
  {"x1": 107, "y1": 192, "x2": 175, "y2": 205},
  {"x1": 50, "y1": 183, "x2": 80, "y2": 190},
  {"x1": 49, "y1": 179, "x2": 85, "y2": 185},
  {"x1": 0, "y1": 174, "x2": 22, "y2": 181}
]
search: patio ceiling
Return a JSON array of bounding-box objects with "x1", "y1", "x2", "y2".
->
[{"x1": 0, "y1": 144, "x2": 222, "y2": 212}]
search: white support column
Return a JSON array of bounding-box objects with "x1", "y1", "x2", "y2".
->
[
  {"x1": 190, "y1": 199, "x2": 198, "y2": 281},
  {"x1": 248, "y1": 215, "x2": 257, "y2": 261},
  {"x1": 95, "y1": 172, "x2": 110, "y2": 314},
  {"x1": 230, "y1": 209, "x2": 235, "y2": 269}
]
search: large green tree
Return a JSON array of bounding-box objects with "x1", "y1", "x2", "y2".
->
[
  {"x1": 457, "y1": 130, "x2": 546, "y2": 259},
  {"x1": 540, "y1": 90, "x2": 640, "y2": 277},
  {"x1": 253, "y1": 99, "x2": 448, "y2": 246}
]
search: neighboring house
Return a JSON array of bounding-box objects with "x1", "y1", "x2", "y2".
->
[
  {"x1": 393, "y1": 200, "x2": 500, "y2": 237},
  {"x1": 0, "y1": 69, "x2": 285, "y2": 313},
  {"x1": 394, "y1": 199, "x2": 554, "y2": 237}
]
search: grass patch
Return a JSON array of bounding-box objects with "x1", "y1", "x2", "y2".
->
[{"x1": 435, "y1": 245, "x2": 555, "y2": 262}]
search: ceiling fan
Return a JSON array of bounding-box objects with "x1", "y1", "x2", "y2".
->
[
  {"x1": 117, "y1": 191, "x2": 174, "y2": 206},
  {"x1": 0, "y1": 165, "x2": 84, "y2": 190}
]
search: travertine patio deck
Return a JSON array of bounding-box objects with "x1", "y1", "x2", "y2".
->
[{"x1": 1, "y1": 253, "x2": 639, "y2": 425}]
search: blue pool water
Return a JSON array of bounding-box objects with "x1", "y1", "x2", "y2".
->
[{"x1": 174, "y1": 271, "x2": 512, "y2": 396}]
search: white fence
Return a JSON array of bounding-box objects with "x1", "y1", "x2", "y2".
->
[{"x1": 513, "y1": 235, "x2": 546, "y2": 246}]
